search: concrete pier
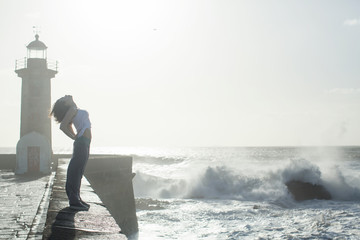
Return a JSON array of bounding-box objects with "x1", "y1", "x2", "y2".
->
[
  {"x1": 0, "y1": 154, "x2": 137, "y2": 239},
  {"x1": 43, "y1": 159, "x2": 127, "y2": 239}
]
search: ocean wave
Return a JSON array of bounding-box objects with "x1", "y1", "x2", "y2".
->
[
  {"x1": 321, "y1": 165, "x2": 360, "y2": 200},
  {"x1": 280, "y1": 158, "x2": 322, "y2": 184},
  {"x1": 133, "y1": 171, "x2": 188, "y2": 198},
  {"x1": 135, "y1": 198, "x2": 170, "y2": 210},
  {"x1": 133, "y1": 155, "x2": 185, "y2": 165},
  {"x1": 278, "y1": 158, "x2": 360, "y2": 201},
  {"x1": 133, "y1": 158, "x2": 360, "y2": 201},
  {"x1": 133, "y1": 165, "x2": 285, "y2": 200},
  {"x1": 185, "y1": 166, "x2": 285, "y2": 200}
]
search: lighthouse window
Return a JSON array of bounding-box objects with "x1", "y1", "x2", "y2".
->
[{"x1": 28, "y1": 49, "x2": 46, "y2": 59}]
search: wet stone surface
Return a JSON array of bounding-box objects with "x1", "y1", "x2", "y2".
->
[{"x1": 0, "y1": 170, "x2": 52, "y2": 239}]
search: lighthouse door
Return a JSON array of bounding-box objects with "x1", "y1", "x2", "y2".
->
[{"x1": 27, "y1": 146, "x2": 40, "y2": 172}]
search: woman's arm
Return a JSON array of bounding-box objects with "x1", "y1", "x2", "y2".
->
[{"x1": 60, "y1": 107, "x2": 78, "y2": 140}]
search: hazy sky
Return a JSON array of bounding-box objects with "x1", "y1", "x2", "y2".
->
[{"x1": 1, "y1": 0, "x2": 360, "y2": 148}]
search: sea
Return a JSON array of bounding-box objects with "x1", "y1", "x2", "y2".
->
[
  {"x1": 3, "y1": 146, "x2": 360, "y2": 239},
  {"x1": 94, "y1": 146, "x2": 360, "y2": 240}
]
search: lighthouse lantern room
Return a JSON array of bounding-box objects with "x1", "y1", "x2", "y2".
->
[{"x1": 27, "y1": 34, "x2": 47, "y2": 59}]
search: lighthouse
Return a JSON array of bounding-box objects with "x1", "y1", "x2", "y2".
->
[{"x1": 15, "y1": 34, "x2": 58, "y2": 174}]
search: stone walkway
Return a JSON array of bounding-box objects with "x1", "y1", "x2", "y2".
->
[
  {"x1": 0, "y1": 170, "x2": 54, "y2": 239},
  {"x1": 42, "y1": 159, "x2": 127, "y2": 239},
  {"x1": 0, "y1": 158, "x2": 128, "y2": 239}
]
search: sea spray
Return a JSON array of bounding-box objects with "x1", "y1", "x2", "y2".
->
[
  {"x1": 133, "y1": 154, "x2": 360, "y2": 202},
  {"x1": 133, "y1": 164, "x2": 288, "y2": 201},
  {"x1": 280, "y1": 158, "x2": 323, "y2": 184},
  {"x1": 185, "y1": 166, "x2": 286, "y2": 201},
  {"x1": 321, "y1": 165, "x2": 360, "y2": 200},
  {"x1": 278, "y1": 157, "x2": 360, "y2": 201}
]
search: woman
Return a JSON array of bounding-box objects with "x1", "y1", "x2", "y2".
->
[{"x1": 50, "y1": 95, "x2": 92, "y2": 211}]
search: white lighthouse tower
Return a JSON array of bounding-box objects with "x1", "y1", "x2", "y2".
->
[{"x1": 15, "y1": 34, "x2": 58, "y2": 174}]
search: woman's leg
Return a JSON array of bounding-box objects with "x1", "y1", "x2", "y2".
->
[{"x1": 66, "y1": 138, "x2": 90, "y2": 205}]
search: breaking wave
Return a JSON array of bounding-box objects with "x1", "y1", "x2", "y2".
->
[{"x1": 133, "y1": 158, "x2": 360, "y2": 201}]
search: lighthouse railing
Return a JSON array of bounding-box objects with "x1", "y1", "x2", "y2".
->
[
  {"x1": 47, "y1": 59, "x2": 58, "y2": 72},
  {"x1": 15, "y1": 57, "x2": 58, "y2": 72},
  {"x1": 15, "y1": 57, "x2": 27, "y2": 70}
]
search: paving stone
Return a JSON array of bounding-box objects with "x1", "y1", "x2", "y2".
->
[{"x1": 0, "y1": 169, "x2": 53, "y2": 239}]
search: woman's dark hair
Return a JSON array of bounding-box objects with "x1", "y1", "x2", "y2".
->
[{"x1": 50, "y1": 99, "x2": 71, "y2": 123}]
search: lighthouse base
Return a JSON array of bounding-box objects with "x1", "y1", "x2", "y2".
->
[{"x1": 16, "y1": 132, "x2": 51, "y2": 174}]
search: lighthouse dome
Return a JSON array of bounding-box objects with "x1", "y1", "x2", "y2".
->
[{"x1": 27, "y1": 34, "x2": 47, "y2": 50}]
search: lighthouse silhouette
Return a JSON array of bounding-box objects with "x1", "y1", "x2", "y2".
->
[{"x1": 15, "y1": 34, "x2": 58, "y2": 174}]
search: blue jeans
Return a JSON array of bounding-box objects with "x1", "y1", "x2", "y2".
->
[{"x1": 66, "y1": 136, "x2": 91, "y2": 205}]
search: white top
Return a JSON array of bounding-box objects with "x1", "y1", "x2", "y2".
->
[{"x1": 72, "y1": 109, "x2": 91, "y2": 138}]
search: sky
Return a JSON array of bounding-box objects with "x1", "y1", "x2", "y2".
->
[{"x1": 0, "y1": 0, "x2": 360, "y2": 148}]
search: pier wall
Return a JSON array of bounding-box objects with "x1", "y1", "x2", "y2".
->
[
  {"x1": 85, "y1": 155, "x2": 138, "y2": 236},
  {"x1": 0, "y1": 154, "x2": 15, "y2": 170}
]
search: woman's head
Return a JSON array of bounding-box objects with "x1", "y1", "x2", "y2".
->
[{"x1": 50, "y1": 95, "x2": 76, "y2": 123}]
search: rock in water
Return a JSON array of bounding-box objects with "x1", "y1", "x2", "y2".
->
[{"x1": 285, "y1": 180, "x2": 332, "y2": 201}]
